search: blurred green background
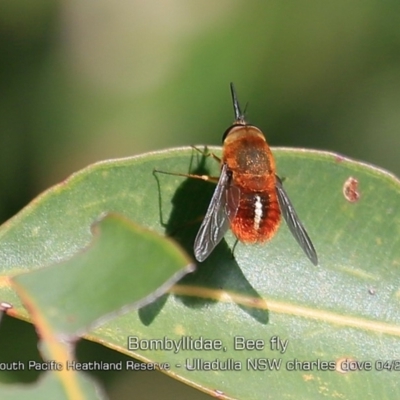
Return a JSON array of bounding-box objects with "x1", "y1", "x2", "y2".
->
[{"x1": 1, "y1": 1, "x2": 399, "y2": 399}]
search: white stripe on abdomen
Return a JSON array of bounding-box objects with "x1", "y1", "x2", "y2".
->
[{"x1": 253, "y1": 195, "x2": 263, "y2": 231}]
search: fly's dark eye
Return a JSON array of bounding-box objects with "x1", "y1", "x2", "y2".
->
[
  {"x1": 222, "y1": 123, "x2": 260, "y2": 142},
  {"x1": 222, "y1": 124, "x2": 238, "y2": 142}
]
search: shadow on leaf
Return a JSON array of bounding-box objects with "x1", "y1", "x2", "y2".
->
[{"x1": 150, "y1": 149, "x2": 269, "y2": 325}]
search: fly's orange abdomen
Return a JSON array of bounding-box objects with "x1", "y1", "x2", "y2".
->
[{"x1": 231, "y1": 189, "x2": 281, "y2": 243}]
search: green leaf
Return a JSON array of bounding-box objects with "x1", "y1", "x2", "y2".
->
[
  {"x1": 1, "y1": 147, "x2": 400, "y2": 399},
  {"x1": 12, "y1": 213, "x2": 194, "y2": 336}
]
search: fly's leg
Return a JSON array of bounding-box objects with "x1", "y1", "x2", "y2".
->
[
  {"x1": 153, "y1": 169, "x2": 219, "y2": 184},
  {"x1": 154, "y1": 145, "x2": 221, "y2": 181},
  {"x1": 231, "y1": 238, "x2": 239, "y2": 259},
  {"x1": 191, "y1": 145, "x2": 222, "y2": 164}
]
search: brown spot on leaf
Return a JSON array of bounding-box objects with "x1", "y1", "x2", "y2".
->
[{"x1": 343, "y1": 177, "x2": 360, "y2": 202}]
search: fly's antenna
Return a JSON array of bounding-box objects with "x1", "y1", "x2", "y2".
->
[
  {"x1": 230, "y1": 82, "x2": 246, "y2": 125},
  {"x1": 243, "y1": 101, "x2": 249, "y2": 117}
]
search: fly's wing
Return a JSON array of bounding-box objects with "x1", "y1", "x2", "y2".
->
[
  {"x1": 194, "y1": 164, "x2": 240, "y2": 262},
  {"x1": 275, "y1": 176, "x2": 318, "y2": 265},
  {"x1": 225, "y1": 183, "x2": 240, "y2": 222}
]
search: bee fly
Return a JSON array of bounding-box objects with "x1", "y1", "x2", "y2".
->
[{"x1": 158, "y1": 83, "x2": 318, "y2": 265}]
